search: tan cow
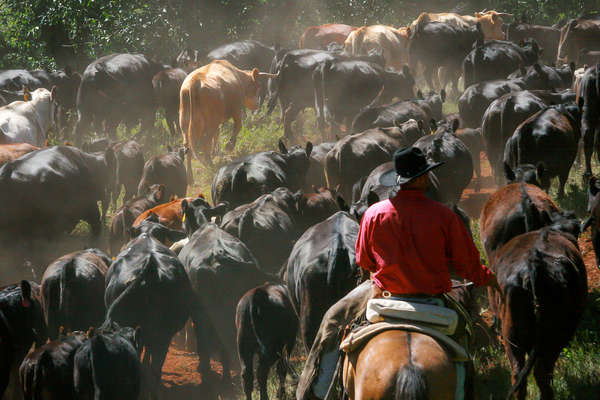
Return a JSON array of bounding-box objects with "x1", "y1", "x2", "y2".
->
[
  {"x1": 344, "y1": 25, "x2": 410, "y2": 70},
  {"x1": 0, "y1": 142, "x2": 40, "y2": 166},
  {"x1": 409, "y1": 10, "x2": 512, "y2": 40},
  {"x1": 299, "y1": 24, "x2": 358, "y2": 49},
  {"x1": 179, "y1": 60, "x2": 275, "y2": 180}
]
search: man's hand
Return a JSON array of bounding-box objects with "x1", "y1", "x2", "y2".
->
[{"x1": 487, "y1": 273, "x2": 502, "y2": 297}]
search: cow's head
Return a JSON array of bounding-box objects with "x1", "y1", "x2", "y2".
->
[
  {"x1": 386, "y1": 65, "x2": 415, "y2": 100},
  {"x1": 474, "y1": 11, "x2": 512, "y2": 40},
  {"x1": 244, "y1": 68, "x2": 278, "y2": 110},
  {"x1": 181, "y1": 197, "x2": 229, "y2": 236},
  {"x1": 422, "y1": 89, "x2": 446, "y2": 121},
  {"x1": 279, "y1": 140, "x2": 313, "y2": 191},
  {"x1": 129, "y1": 213, "x2": 186, "y2": 246},
  {"x1": 349, "y1": 190, "x2": 380, "y2": 221},
  {"x1": 144, "y1": 184, "x2": 166, "y2": 204},
  {"x1": 6, "y1": 281, "x2": 47, "y2": 347},
  {"x1": 503, "y1": 162, "x2": 545, "y2": 187}
]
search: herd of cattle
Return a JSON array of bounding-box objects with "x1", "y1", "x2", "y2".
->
[{"x1": 0, "y1": 8, "x2": 599, "y2": 400}]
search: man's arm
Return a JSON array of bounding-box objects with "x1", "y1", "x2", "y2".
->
[
  {"x1": 355, "y1": 213, "x2": 377, "y2": 273},
  {"x1": 446, "y1": 213, "x2": 494, "y2": 287}
]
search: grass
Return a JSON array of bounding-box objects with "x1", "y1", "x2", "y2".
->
[{"x1": 57, "y1": 98, "x2": 600, "y2": 400}]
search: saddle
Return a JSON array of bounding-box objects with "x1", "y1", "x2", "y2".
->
[{"x1": 339, "y1": 297, "x2": 470, "y2": 362}]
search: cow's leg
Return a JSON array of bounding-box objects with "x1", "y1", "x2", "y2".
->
[
  {"x1": 105, "y1": 117, "x2": 119, "y2": 141},
  {"x1": 505, "y1": 341, "x2": 527, "y2": 400},
  {"x1": 186, "y1": 148, "x2": 194, "y2": 184},
  {"x1": 84, "y1": 204, "x2": 102, "y2": 246},
  {"x1": 558, "y1": 172, "x2": 568, "y2": 199},
  {"x1": 226, "y1": 113, "x2": 242, "y2": 151},
  {"x1": 239, "y1": 337, "x2": 256, "y2": 400},
  {"x1": 533, "y1": 349, "x2": 560, "y2": 400},
  {"x1": 474, "y1": 151, "x2": 481, "y2": 192},
  {"x1": 276, "y1": 357, "x2": 288, "y2": 400},
  {"x1": 0, "y1": 346, "x2": 13, "y2": 400},
  {"x1": 423, "y1": 65, "x2": 436, "y2": 91},
  {"x1": 283, "y1": 104, "x2": 301, "y2": 142},
  {"x1": 74, "y1": 112, "x2": 92, "y2": 146},
  {"x1": 581, "y1": 109, "x2": 597, "y2": 182},
  {"x1": 257, "y1": 353, "x2": 277, "y2": 400}
]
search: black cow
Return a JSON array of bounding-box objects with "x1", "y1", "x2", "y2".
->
[
  {"x1": 266, "y1": 49, "x2": 384, "y2": 139},
  {"x1": 325, "y1": 120, "x2": 424, "y2": 201},
  {"x1": 19, "y1": 331, "x2": 88, "y2": 400},
  {"x1": 584, "y1": 176, "x2": 600, "y2": 268},
  {"x1": 137, "y1": 146, "x2": 187, "y2": 199},
  {"x1": 350, "y1": 90, "x2": 444, "y2": 134},
  {"x1": 0, "y1": 68, "x2": 81, "y2": 111},
  {"x1": 178, "y1": 197, "x2": 268, "y2": 380},
  {"x1": 41, "y1": 249, "x2": 109, "y2": 339},
  {"x1": 413, "y1": 120, "x2": 474, "y2": 203},
  {"x1": 504, "y1": 103, "x2": 580, "y2": 198},
  {"x1": 507, "y1": 63, "x2": 574, "y2": 89},
  {"x1": 83, "y1": 138, "x2": 144, "y2": 207},
  {"x1": 212, "y1": 140, "x2": 312, "y2": 209},
  {"x1": 207, "y1": 40, "x2": 277, "y2": 105},
  {"x1": 305, "y1": 141, "x2": 335, "y2": 190},
  {"x1": 458, "y1": 63, "x2": 561, "y2": 128},
  {"x1": 0, "y1": 146, "x2": 116, "y2": 246},
  {"x1": 504, "y1": 163, "x2": 545, "y2": 187},
  {"x1": 481, "y1": 89, "x2": 575, "y2": 183},
  {"x1": 153, "y1": 67, "x2": 188, "y2": 137},
  {"x1": 455, "y1": 127, "x2": 483, "y2": 188},
  {"x1": 0, "y1": 281, "x2": 45, "y2": 399},
  {"x1": 284, "y1": 211, "x2": 360, "y2": 349},
  {"x1": 408, "y1": 17, "x2": 484, "y2": 94},
  {"x1": 73, "y1": 323, "x2": 142, "y2": 400},
  {"x1": 489, "y1": 228, "x2": 586, "y2": 400},
  {"x1": 577, "y1": 65, "x2": 600, "y2": 180},
  {"x1": 74, "y1": 53, "x2": 165, "y2": 142},
  {"x1": 462, "y1": 38, "x2": 541, "y2": 87},
  {"x1": 313, "y1": 60, "x2": 414, "y2": 134},
  {"x1": 236, "y1": 283, "x2": 297, "y2": 400},
  {"x1": 506, "y1": 23, "x2": 561, "y2": 65},
  {"x1": 109, "y1": 184, "x2": 165, "y2": 256},
  {"x1": 104, "y1": 232, "x2": 193, "y2": 395}
]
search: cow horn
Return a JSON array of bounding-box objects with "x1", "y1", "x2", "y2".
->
[
  {"x1": 258, "y1": 72, "x2": 279, "y2": 79},
  {"x1": 497, "y1": 12, "x2": 513, "y2": 17}
]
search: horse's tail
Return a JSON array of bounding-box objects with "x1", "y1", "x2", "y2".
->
[{"x1": 395, "y1": 363, "x2": 428, "y2": 400}]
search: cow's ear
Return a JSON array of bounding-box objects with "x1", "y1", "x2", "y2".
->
[
  {"x1": 209, "y1": 202, "x2": 229, "y2": 218},
  {"x1": 278, "y1": 139, "x2": 288, "y2": 154},
  {"x1": 104, "y1": 147, "x2": 116, "y2": 171},
  {"x1": 128, "y1": 226, "x2": 140, "y2": 239},
  {"x1": 251, "y1": 68, "x2": 259, "y2": 81},
  {"x1": 367, "y1": 191, "x2": 379, "y2": 207},
  {"x1": 533, "y1": 63, "x2": 542, "y2": 73},
  {"x1": 451, "y1": 118, "x2": 459, "y2": 133},
  {"x1": 305, "y1": 141, "x2": 313, "y2": 158},
  {"x1": 569, "y1": 62, "x2": 575, "y2": 73},
  {"x1": 181, "y1": 199, "x2": 189, "y2": 220},
  {"x1": 155, "y1": 185, "x2": 165, "y2": 202},
  {"x1": 440, "y1": 89, "x2": 446, "y2": 102},
  {"x1": 23, "y1": 86, "x2": 31, "y2": 101},
  {"x1": 428, "y1": 119, "x2": 436, "y2": 132},
  {"x1": 334, "y1": 183, "x2": 342, "y2": 195},
  {"x1": 337, "y1": 195, "x2": 350, "y2": 212},
  {"x1": 503, "y1": 162, "x2": 516, "y2": 182},
  {"x1": 50, "y1": 85, "x2": 57, "y2": 102},
  {"x1": 589, "y1": 176, "x2": 600, "y2": 196},
  {"x1": 146, "y1": 212, "x2": 159, "y2": 223},
  {"x1": 536, "y1": 162, "x2": 545, "y2": 180},
  {"x1": 20, "y1": 280, "x2": 32, "y2": 308}
]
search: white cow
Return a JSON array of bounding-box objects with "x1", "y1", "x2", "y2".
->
[{"x1": 0, "y1": 87, "x2": 56, "y2": 146}]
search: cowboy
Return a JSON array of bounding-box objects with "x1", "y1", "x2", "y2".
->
[{"x1": 297, "y1": 146, "x2": 501, "y2": 400}]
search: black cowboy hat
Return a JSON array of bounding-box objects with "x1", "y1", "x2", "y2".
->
[{"x1": 379, "y1": 147, "x2": 444, "y2": 187}]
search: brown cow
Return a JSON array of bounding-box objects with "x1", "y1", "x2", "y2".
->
[
  {"x1": 299, "y1": 24, "x2": 357, "y2": 49},
  {"x1": 557, "y1": 17, "x2": 600, "y2": 64},
  {"x1": 133, "y1": 196, "x2": 198, "y2": 231},
  {"x1": 409, "y1": 10, "x2": 512, "y2": 40},
  {"x1": 0, "y1": 142, "x2": 39, "y2": 166},
  {"x1": 343, "y1": 25, "x2": 410, "y2": 70},
  {"x1": 179, "y1": 60, "x2": 276, "y2": 179}
]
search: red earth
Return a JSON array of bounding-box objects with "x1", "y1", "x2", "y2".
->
[{"x1": 160, "y1": 152, "x2": 600, "y2": 394}]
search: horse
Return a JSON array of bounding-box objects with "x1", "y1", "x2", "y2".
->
[{"x1": 342, "y1": 329, "x2": 458, "y2": 400}]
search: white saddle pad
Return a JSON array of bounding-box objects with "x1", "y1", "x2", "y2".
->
[{"x1": 366, "y1": 298, "x2": 458, "y2": 335}]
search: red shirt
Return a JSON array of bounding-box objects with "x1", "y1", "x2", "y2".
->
[{"x1": 355, "y1": 189, "x2": 492, "y2": 295}]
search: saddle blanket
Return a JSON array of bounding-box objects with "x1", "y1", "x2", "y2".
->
[{"x1": 339, "y1": 321, "x2": 469, "y2": 362}]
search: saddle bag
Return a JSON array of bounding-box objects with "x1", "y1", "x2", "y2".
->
[{"x1": 366, "y1": 298, "x2": 458, "y2": 335}]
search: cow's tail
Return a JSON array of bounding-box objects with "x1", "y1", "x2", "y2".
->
[
  {"x1": 249, "y1": 286, "x2": 269, "y2": 355},
  {"x1": 326, "y1": 234, "x2": 351, "y2": 298},
  {"x1": 506, "y1": 228, "x2": 551, "y2": 399},
  {"x1": 58, "y1": 259, "x2": 76, "y2": 332},
  {"x1": 180, "y1": 84, "x2": 203, "y2": 161},
  {"x1": 237, "y1": 208, "x2": 253, "y2": 244},
  {"x1": 520, "y1": 182, "x2": 540, "y2": 233},
  {"x1": 90, "y1": 334, "x2": 108, "y2": 400},
  {"x1": 32, "y1": 351, "x2": 52, "y2": 400},
  {"x1": 499, "y1": 95, "x2": 514, "y2": 178}
]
